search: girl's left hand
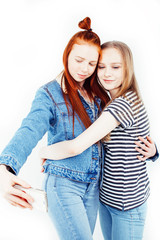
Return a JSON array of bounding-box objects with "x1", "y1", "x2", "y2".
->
[{"x1": 135, "y1": 136, "x2": 156, "y2": 161}]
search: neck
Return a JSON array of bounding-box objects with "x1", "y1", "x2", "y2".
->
[{"x1": 110, "y1": 87, "x2": 120, "y2": 99}]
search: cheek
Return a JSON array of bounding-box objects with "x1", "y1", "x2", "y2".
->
[
  {"x1": 119, "y1": 71, "x2": 124, "y2": 84},
  {"x1": 68, "y1": 61, "x2": 77, "y2": 77},
  {"x1": 89, "y1": 66, "x2": 96, "y2": 75},
  {"x1": 97, "y1": 69, "x2": 103, "y2": 80},
  {"x1": 116, "y1": 70, "x2": 123, "y2": 82}
]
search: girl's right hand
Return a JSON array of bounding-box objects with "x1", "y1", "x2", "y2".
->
[
  {"x1": 0, "y1": 165, "x2": 34, "y2": 209},
  {"x1": 41, "y1": 158, "x2": 46, "y2": 173}
]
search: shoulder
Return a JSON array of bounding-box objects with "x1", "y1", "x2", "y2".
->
[
  {"x1": 103, "y1": 91, "x2": 138, "y2": 128},
  {"x1": 38, "y1": 79, "x2": 62, "y2": 98},
  {"x1": 105, "y1": 91, "x2": 134, "y2": 110},
  {"x1": 110, "y1": 91, "x2": 139, "y2": 110},
  {"x1": 41, "y1": 79, "x2": 60, "y2": 91}
]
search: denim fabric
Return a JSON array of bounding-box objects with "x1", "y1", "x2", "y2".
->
[
  {"x1": 0, "y1": 80, "x2": 101, "y2": 183},
  {"x1": 99, "y1": 201, "x2": 147, "y2": 240},
  {"x1": 43, "y1": 173, "x2": 100, "y2": 240}
]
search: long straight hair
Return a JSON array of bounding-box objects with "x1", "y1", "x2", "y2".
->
[
  {"x1": 100, "y1": 41, "x2": 140, "y2": 102},
  {"x1": 62, "y1": 17, "x2": 109, "y2": 134},
  {"x1": 99, "y1": 41, "x2": 141, "y2": 141}
]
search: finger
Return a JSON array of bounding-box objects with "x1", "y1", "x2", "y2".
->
[
  {"x1": 41, "y1": 158, "x2": 46, "y2": 166},
  {"x1": 11, "y1": 187, "x2": 34, "y2": 203},
  {"x1": 138, "y1": 136, "x2": 150, "y2": 147},
  {"x1": 8, "y1": 200, "x2": 26, "y2": 209},
  {"x1": 10, "y1": 200, "x2": 31, "y2": 209},
  {"x1": 13, "y1": 176, "x2": 31, "y2": 189},
  {"x1": 146, "y1": 135, "x2": 154, "y2": 144},
  {"x1": 137, "y1": 155, "x2": 147, "y2": 161},
  {"x1": 41, "y1": 168, "x2": 44, "y2": 173},
  {"x1": 8, "y1": 200, "x2": 17, "y2": 207},
  {"x1": 135, "y1": 141, "x2": 148, "y2": 152},
  {"x1": 6, "y1": 194, "x2": 33, "y2": 209},
  {"x1": 135, "y1": 147, "x2": 149, "y2": 157}
]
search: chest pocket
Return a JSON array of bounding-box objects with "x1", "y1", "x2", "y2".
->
[{"x1": 57, "y1": 102, "x2": 84, "y2": 140}]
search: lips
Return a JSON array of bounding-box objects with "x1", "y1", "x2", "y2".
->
[
  {"x1": 77, "y1": 73, "x2": 87, "y2": 79},
  {"x1": 103, "y1": 79, "x2": 114, "y2": 83}
]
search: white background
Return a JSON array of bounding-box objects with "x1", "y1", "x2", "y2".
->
[{"x1": 0, "y1": 0, "x2": 160, "y2": 239}]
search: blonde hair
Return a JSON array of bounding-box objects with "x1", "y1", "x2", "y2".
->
[
  {"x1": 100, "y1": 40, "x2": 140, "y2": 101},
  {"x1": 100, "y1": 41, "x2": 141, "y2": 141}
]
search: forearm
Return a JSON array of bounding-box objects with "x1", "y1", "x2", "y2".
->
[
  {"x1": 0, "y1": 88, "x2": 54, "y2": 174},
  {"x1": 40, "y1": 111, "x2": 119, "y2": 161},
  {"x1": 40, "y1": 139, "x2": 80, "y2": 160}
]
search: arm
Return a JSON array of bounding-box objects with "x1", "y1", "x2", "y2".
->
[
  {"x1": 0, "y1": 87, "x2": 54, "y2": 207},
  {"x1": 40, "y1": 111, "x2": 119, "y2": 160},
  {"x1": 0, "y1": 87, "x2": 54, "y2": 175}
]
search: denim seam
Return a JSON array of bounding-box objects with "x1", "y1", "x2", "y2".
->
[
  {"x1": 45, "y1": 173, "x2": 96, "y2": 184},
  {"x1": 44, "y1": 173, "x2": 50, "y2": 193},
  {"x1": 47, "y1": 165, "x2": 94, "y2": 174},
  {"x1": 130, "y1": 212, "x2": 133, "y2": 240},
  {"x1": 54, "y1": 185, "x2": 79, "y2": 240}
]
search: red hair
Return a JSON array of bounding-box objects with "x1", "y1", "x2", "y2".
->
[{"x1": 62, "y1": 17, "x2": 109, "y2": 134}]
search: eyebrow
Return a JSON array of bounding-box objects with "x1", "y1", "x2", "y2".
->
[{"x1": 75, "y1": 56, "x2": 97, "y2": 63}]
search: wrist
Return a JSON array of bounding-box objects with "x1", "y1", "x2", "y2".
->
[
  {"x1": 0, "y1": 164, "x2": 7, "y2": 169},
  {"x1": 0, "y1": 164, "x2": 8, "y2": 173},
  {"x1": 39, "y1": 147, "x2": 47, "y2": 159}
]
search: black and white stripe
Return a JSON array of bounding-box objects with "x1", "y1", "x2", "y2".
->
[{"x1": 100, "y1": 91, "x2": 150, "y2": 210}]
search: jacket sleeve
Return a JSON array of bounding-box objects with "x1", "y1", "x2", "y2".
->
[
  {"x1": 147, "y1": 144, "x2": 159, "y2": 162},
  {"x1": 0, "y1": 87, "x2": 55, "y2": 175}
]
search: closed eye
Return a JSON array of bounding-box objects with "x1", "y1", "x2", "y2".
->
[
  {"x1": 76, "y1": 59, "x2": 83, "y2": 63},
  {"x1": 89, "y1": 63, "x2": 96, "y2": 66},
  {"x1": 113, "y1": 66, "x2": 120, "y2": 69},
  {"x1": 98, "y1": 66, "x2": 105, "y2": 69}
]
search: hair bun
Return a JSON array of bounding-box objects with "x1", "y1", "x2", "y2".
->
[{"x1": 78, "y1": 17, "x2": 91, "y2": 31}]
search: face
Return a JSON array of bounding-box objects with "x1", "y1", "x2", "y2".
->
[
  {"x1": 68, "y1": 43, "x2": 99, "y2": 87},
  {"x1": 98, "y1": 48, "x2": 124, "y2": 98}
]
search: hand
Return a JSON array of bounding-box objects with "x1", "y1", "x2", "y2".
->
[
  {"x1": 39, "y1": 146, "x2": 48, "y2": 173},
  {"x1": 135, "y1": 136, "x2": 156, "y2": 161},
  {"x1": 41, "y1": 158, "x2": 46, "y2": 173},
  {"x1": 0, "y1": 165, "x2": 34, "y2": 209}
]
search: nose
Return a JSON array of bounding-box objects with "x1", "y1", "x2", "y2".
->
[
  {"x1": 81, "y1": 62, "x2": 88, "y2": 73},
  {"x1": 104, "y1": 67, "x2": 112, "y2": 77}
]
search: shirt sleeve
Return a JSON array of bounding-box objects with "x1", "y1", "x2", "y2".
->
[
  {"x1": 0, "y1": 87, "x2": 55, "y2": 175},
  {"x1": 104, "y1": 97, "x2": 135, "y2": 128}
]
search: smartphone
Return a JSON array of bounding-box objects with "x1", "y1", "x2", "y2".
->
[{"x1": 14, "y1": 185, "x2": 48, "y2": 212}]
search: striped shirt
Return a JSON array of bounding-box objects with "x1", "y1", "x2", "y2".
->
[{"x1": 100, "y1": 91, "x2": 150, "y2": 211}]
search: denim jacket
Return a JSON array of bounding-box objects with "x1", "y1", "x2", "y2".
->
[{"x1": 0, "y1": 80, "x2": 101, "y2": 183}]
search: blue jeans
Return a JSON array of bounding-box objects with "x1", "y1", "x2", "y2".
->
[
  {"x1": 43, "y1": 174, "x2": 100, "y2": 240},
  {"x1": 99, "y1": 201, "x2": 147, "y2": 240}
]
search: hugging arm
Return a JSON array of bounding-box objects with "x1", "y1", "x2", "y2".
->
[
  {"x1": 40, "y1": 113, "x2": 158, "y2": 162},
  {"x1": 40, "y1": 111, "x2": 119, "y2": 160}
]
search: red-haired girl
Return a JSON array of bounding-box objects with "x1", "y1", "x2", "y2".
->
[{"x1": 0, "y1": 17, "x2": 109, "y2": 239}]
